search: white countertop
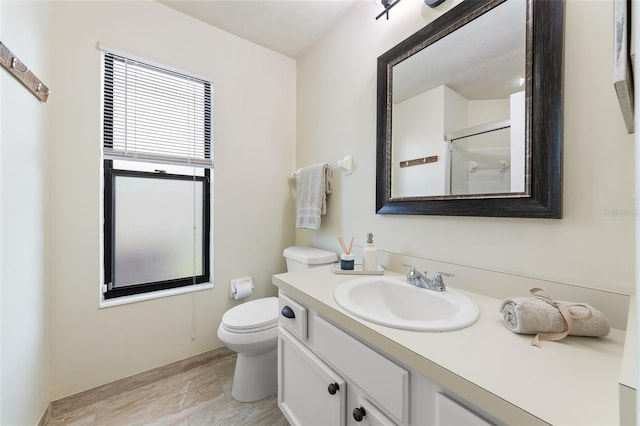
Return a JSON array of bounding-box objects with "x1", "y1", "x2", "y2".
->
[
  {"x1": 272, "y1": 266, "x2": 627, "y2": 426},
  {"x1": 620, "y1": 297, "x2": 637, "y2": 390}
]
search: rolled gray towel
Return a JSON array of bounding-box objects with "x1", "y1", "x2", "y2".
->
[{"x1": 500, "y1": 296, "x2": 610, "y2": 337}]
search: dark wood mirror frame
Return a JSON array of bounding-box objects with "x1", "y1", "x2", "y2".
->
[{"x1": 376, "y1": 0, "x2": 564, "y2": 218}]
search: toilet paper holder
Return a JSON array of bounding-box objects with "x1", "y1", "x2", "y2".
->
[{"x1": 229, "y1": 276, "x2": 254, "y2": 299}]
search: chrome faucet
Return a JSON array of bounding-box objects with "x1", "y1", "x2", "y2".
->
[{"x1": 401, "y1": 263, "x2": 454, "y2": 292}]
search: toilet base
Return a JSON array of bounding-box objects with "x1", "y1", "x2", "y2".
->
[{"x1": 231, "y1": 346, "x2": 277, "y2": 402}]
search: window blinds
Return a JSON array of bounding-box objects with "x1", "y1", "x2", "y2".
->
[{"x1": 103, "y1": 52, "x2": 213, "y2": 168}]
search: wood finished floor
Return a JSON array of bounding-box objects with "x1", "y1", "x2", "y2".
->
[{"x1": 46, "y1": 347, "x2": 288, "y2": 426}]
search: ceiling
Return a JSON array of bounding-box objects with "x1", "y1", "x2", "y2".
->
[
  {"x1": 157, "y1": 0, "x2": 525, "y2": 102},
  {"x1": 393, "y1": 0, "x2": 526, "y2": 103},
  {"x1": 157, "y1": 0, "x2": 358, "y2": 58}
]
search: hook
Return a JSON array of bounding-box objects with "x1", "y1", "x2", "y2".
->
[
  {"x1": 36, "y1": 82, "x2": 50, "y2": 96},
  {"x1": 11, "y1": 57, "x2": 28, "y2": 73}
]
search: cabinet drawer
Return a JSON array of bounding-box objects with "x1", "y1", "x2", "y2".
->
[
  {"x1": 313, "y1": 315, "x2": 408, "y2": 424},
  {"x1": 279, "y1": 293, "x2": 307, "y2": 341}
]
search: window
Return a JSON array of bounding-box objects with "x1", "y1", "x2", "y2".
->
[{"x1": 102, "y1": 50, "x2": 212, "y2": 300}]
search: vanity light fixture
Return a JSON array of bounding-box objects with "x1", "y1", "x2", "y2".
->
[
  {"x1": 376, "y1": 0, "x2": 447, "y2": 20},
  {"x1": 376, "y1": 0, "x2": 402, "y2": 20},
  {"x1": 424, "y1": 0, "x2": 447, "y2": 7}
]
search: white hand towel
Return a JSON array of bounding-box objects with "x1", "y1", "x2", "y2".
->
[{"x1": 295, "y1": 163, "x2": 332, "y2": 230}]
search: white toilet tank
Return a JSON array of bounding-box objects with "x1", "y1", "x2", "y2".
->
[{"x1": 283, "y1": 246, "x2": 337, "y2": 271}]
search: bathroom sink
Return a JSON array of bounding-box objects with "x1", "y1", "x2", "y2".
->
[{"x1": 333, "y1": 276, "x2": 479, "y2": 331}]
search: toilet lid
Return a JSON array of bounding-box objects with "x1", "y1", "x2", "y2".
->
[{"x1": 222, "y1": 297, "x2": 279, "y2": 333}]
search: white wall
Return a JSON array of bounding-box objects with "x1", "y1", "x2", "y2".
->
[
  {"x1": 467, "y1": 98, "x2": 509, "y2": 127},
  {"x1": 296, "y1": 0, "x2": 635, "y2": 298},
  {"x1": 0, "y1": 1, "x2": 51, "y2": 424},
  {"x1": 392, "y1": 86, "x2": 446, "y2": 197},
  {"x1": 48, "y1": 0, "x2": 296, "y2": 399}
]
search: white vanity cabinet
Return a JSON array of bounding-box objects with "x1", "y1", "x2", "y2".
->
[
  {"x1": 277, "y1": 291, "x2": 498, "y2": 426},
  {"x1": 278, "y1": 292, "x2": 408, "y2": 425},
  {"x1": 434, "y1": 392, "x2": 493, "y2": 426}
]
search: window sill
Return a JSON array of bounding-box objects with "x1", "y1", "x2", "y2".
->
[{"x1": 99, "y1": 282, "x2": 214, "y2": 309}]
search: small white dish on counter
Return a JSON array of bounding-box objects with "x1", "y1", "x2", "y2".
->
[{"x1": 331, "y1": 264, "x2": 385, "y2": 275}]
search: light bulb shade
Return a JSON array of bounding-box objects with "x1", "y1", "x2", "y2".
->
[{"x1": 424, "y1": 0, "x2": 446, "y2": 7}]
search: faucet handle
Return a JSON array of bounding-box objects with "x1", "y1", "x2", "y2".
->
[
  {"x1": 401, "y1": 263, "x2": 428, "y2": 282},
  {"x1": 432, "y1": 272, "x2": 454, "y2": 290},
  {"x1": 401, "y1": 263, "x2": 425, "y2": 277},
  {"x1": 401, "y1": 263, "x2": 415, "y2": 272}
]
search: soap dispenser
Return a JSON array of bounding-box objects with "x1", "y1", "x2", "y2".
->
[{"x1": 362, "y1": 232, "x2": 378, "y2": 271}]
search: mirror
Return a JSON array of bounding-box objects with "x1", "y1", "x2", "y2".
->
[{"x1": 376, "y1": 0, "x2": 564, "y2": 218}]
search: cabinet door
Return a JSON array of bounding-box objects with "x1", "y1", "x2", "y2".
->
[
  {"x1": 435, "y1": 392, "x2": 493, "y2": 426},
  {"x1": 278, "y1": 328, "x2": 346, "y2": 426}
]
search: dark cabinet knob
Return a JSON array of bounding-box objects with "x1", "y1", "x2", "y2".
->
[
  {"x1": 353, "y1": 407, "x2": 366, "y2": 422},
  {"x1": 327, "y1": 382, "x2": 340, "y2": 395},
  {"x1": 281, "y1": 306, "x2": 295, "y2": 319}
]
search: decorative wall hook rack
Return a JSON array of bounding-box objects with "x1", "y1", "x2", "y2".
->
[
  {"x1": 0, "y1": 41, "x2": 50, "y2": 103},
  {"x1": 399, "y1": 155, "x2": 438, "y2": 168}
]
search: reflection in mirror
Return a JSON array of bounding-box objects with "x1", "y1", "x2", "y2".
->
[
  {"x1": 376, "y1": 0, "x2": 564, "y2": 218},
  {"x1": 449, "y1": 123, "x2": 513, "y2": 195},
  {"x1": 390, "y1": 0, "x2": 526, "y2": 198}
]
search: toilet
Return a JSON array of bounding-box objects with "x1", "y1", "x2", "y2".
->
[{"x1": 217, "y1": 245, "x2": 337, "y2": 402}]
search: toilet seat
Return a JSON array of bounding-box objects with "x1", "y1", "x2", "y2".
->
[{"x1": 221, "y1": 297, "x2": 278, "y2": 333}]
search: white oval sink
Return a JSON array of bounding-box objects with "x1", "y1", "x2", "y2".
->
[{"x1": 333, "y1": 276, "x2": 479, "y2": 331}]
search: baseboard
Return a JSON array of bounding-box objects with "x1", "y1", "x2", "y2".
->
[{"x1": 38, "y1": 403, "x2": 51, "y2": 426}]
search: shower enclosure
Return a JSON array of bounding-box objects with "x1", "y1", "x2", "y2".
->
[{"x1": 447, "y1": 122, "x2": 512, "y2": 195}]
